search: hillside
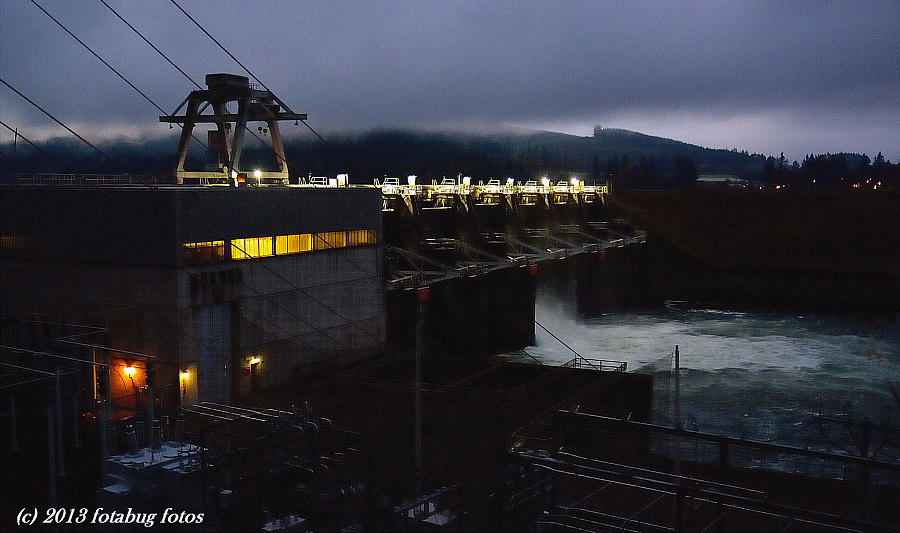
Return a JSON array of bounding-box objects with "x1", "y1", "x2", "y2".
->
[{"x1": 2, "y1": 127, "x2": 767, "y2": 183}]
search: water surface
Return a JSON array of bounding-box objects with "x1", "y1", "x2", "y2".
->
[{"x1": 525, "y1": 300, "x2": 900, "y2": 460}]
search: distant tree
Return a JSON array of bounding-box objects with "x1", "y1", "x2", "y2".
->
[
  {"x1": 762, "y1": 157, "x2": 776, "y2": 185},
  {"x1": 855, "y1": 154, "x2": 870, "y2": 183}
]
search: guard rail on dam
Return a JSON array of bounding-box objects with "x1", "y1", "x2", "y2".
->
[{"x1": 379, "y1": 177, "x2": 649, "y2": 359}]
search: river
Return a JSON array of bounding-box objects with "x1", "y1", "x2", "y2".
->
[{"x1": 526, "y1": 300, "x2": 900, "y2": 462}]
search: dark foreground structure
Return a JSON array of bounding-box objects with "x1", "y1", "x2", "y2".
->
[{"x1": 2, "y1": 180, "x2": 898, "y2": 532}]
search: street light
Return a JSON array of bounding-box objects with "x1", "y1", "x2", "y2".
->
[{"x1": 124, "y1": 365, "x2": 138, "y2": 411}]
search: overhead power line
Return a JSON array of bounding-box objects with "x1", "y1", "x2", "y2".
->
[
  {"x1": 9, "y1": 4, "x2": 384, "y2": 354},
  {"x1": 100, "y1": 0, "x2": 299, "y2": 169},
  {"x1": 1, "y1": 86, "x2": 378, "y2": 354},
  {"x1": 98, "y1": 0, "x2": 202, "y2": 90},
  {"x1": 29, "y1": 0, "x2": 209, "y2": 150},
  {"x1": 169, "y1": 0, "x2": 362, "y2": 175},
  {"x1": 0, "y1": 118, "x2": 71, "y2": 170},
  {"x1": 1, "y1": 78, "x2": 113, "y2": 164},
  {"x1": 31, "y1": 0, "x2": 165, "y2": 116}
]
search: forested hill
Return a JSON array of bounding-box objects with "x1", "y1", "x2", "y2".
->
[
  {"x1": 2, "y1": 127, "x2": 893, "y2": 190},
  {"x1": 284, "y1": 128, "x2": 769, "y2": 187}
]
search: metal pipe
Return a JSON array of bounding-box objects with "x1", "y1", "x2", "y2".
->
[
  {"x1": 99, "y1": 351, "x2": 110, "y2": 476},
  {"x1": 72, "y1": 382, "x2": 81, "y2": 448},
  {"x1": 46, "y1": 405, "x2": 57, "y2": 507},
  {"x1": 414, "y1": 288, "x2": 425, "y2": 500},
  {"x1": 55, "y1": 368, "x2": 66, "y2": 477},
  {"x1": 146, "y1": 385, "x2": 154, "y2": 447},
  {"x1": 8, "y1": 393, "x2": 18, "y2": 451}
]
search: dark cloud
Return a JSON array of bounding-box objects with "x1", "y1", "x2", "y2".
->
[{"x1": 2, "y1": 0, "x2": 898, "y2": 160}]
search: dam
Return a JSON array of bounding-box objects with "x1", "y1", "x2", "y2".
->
[{"x1": 2, "y1": 73, "x2": 896, "y2": 532}]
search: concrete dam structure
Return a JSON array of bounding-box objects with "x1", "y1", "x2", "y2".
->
[{"x1": 379, "y1": 177, "x2": 648, "y2": 358}]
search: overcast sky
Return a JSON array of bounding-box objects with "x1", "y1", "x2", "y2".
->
[{"x1": 1, "y1": 0, "x2": 898, "y2": 162}]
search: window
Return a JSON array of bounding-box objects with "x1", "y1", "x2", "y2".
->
[
  {"x1": 231, "y1": 237, "x2": 273, "y2": 260},
  {"x1": 314, "y1": 231, "x2": 346, "y2": 250},
  {"x1": 275, "y1": 234, "x2": 312, "y2": 255},
  {"x1": 347, "y1": 229, "x2": 377, "y2": 246},
  {"x1": 183, "y1": 241, "x2": 225, "y2": 263},
  {"x1": 192, "y1": 229, "x2": 375, "y2": 263}
]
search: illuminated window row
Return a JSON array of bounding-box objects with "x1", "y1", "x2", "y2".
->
[
  {"x1": 182, "y1": 241, "x2": 225, "y2": 263},
  {"x1": 183, "y1": 230, "x2": 377, "y2": 263}
]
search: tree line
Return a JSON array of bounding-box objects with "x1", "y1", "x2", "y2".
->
[{"x1": 1, "y1": 128, "x2": 896, "y2": 190}]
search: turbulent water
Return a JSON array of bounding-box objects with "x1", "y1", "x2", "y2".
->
[{"x1": 524, "y1": 300, "x2": 900, "y2": 461}]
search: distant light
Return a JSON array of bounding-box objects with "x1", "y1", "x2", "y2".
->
[
  {"x1": 775, "y1": 185, "x2": 781, "y2": 189},
  {"x1": 506, "y1": 178, "x2": 514, "y2": 186},
  {"x1": 253, "y1": 169, "x2": 262, "y2": 179},
  {"x1": 337, "y1": 173, "x2": 348, "y2": 186},
  {"x1": 328, "y1": 178, "x2": 337, "y2": 187},
  {"x1": 541, "y1": 177, "x2": 550, "y2": 187},
  {"x1": 462, "y1": 176, "x2": 471, "y2": 187},
  {"x1": 180, "y1": 370, "x2": 190, "y2": 380},
  {"x1": 407, "y1": 175, "x2": 417, "y2": 186},
  {"x1": 124, "y1": 366, "x2": 136, "y2": 377},
  {"x1": 249, "y1": 356, "x2": 261, "y2": 365},
  {"x1": 571, "y1": 178, "x2": 580, "y2": 187}
]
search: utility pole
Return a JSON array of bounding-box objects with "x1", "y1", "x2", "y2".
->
[
  {"x1": 674, "y1": 345, "x2": 680, "y2": 432},
  {"x1": 414, "y1": 286, "x2": 429, "y2": 503},
  {"x1": 146, "y1": 363, "x2": 154, "y2": 447},
  {"x1": 12, "y1": 127, "x2": 18, "y2": 179},
  {"x1": 55, "y1": 368, "x2": 66, "y2": 477},
  {"x1": 673, "y1": 344, "x2": 682, "y2": 529}
]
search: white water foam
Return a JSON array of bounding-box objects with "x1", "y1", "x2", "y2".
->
[{"x1": 524, "y1": 300, "x2": 900, "y2": 457}]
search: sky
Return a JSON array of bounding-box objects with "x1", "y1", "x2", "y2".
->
[{"x1": 1, "y1": 0, "x2": 898, "y2": 162}]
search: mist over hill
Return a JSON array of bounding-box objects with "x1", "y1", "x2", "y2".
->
[{"x1": 1, "y1": 127, "x2": 896, "y2": 190}]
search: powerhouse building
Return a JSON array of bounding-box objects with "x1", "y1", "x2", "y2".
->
[{"x1": 1, "y1": 185, "x2": 384, "y2": 408}]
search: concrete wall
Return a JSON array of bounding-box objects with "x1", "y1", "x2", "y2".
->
[
  {"x1": 1, "y1": 185, "x2": 382, "y2": 266},
  {"x1": 2, "y1": 185, "x2": 386, "y2": 405}
]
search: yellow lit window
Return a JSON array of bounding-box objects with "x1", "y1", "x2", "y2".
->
[
  {"x1": 257, "y1": 236, "x2": 273, "y2": 257},
  {"x1": 231, "y1": 237, "x2": 273, "y2": 260},
  {"x1": 347, "y1": 229, "x2": 378, "y2": 246},
  {"x1": 231, "y1": 238, "x2": 248, "y2": 260},
  {"x1": 275, "y1": 234, "x2": 294, "y2": 255},
  {"x1": 297, "y1": 234, "x2": 312, "y2": 252},
  {"x1": 183, "y1": 240, "x2": 225, "y2": 263},
  {"x1": 314, "y1": 231, "x2": 346, "y2": 250},
  {"x1": 275, "y1": 234, "x2": 312, "y2": 255}
]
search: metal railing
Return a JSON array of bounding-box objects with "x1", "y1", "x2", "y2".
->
[
  {"x1": 376, "y1": 177, "x2": 610, "y2": 197},
  {"x1": 563, "y1": 357, "x2": 628, "y2": 372},
  {"x1": 12, "y1": 172, "x2": 158, "y2": 185}
]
